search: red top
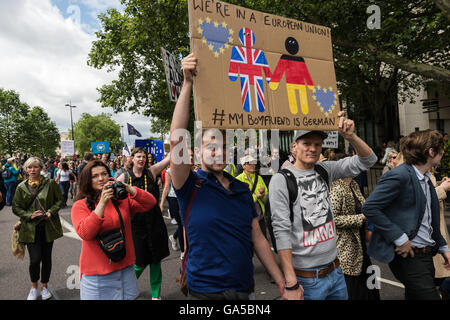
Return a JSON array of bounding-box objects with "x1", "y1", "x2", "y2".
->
[
  {"x1": 270, "y1": 57, "x2": 314, "y2": 86},
  {"x1": 71, "y1": 187, "x2": 156, "y2": 276}
]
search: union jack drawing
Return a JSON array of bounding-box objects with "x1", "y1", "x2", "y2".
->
[{"x1": 228, "y1": 28, "x2": 272, "y2": 113}]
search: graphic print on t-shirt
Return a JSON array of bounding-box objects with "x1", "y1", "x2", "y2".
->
[{"x1": 297, "y1": 172, "x2": 335, "y2": 247}]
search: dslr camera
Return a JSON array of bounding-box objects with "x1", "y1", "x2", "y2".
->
[{"x1": 106, "y1": 181, "x2": 128, "y2": 200}]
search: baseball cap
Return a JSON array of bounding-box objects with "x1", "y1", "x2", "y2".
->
[
  {"x1": 294, "y1": 130, "x2": 328, "y2": 141},
  {"x1": 240, "y1": 154, "x2": 257, "y2": 165}
]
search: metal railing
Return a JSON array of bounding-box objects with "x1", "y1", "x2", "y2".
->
[{"x1": 363, "y1": 164, "x2": 384, "y2": 197}]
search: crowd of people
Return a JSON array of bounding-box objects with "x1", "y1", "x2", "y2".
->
[{"x1": 1, "y1": 53, "x2": 450, "y2": 301}]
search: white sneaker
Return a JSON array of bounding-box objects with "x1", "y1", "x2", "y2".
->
[
  {"x1": 171, "y1": 219, "x2": 177, "y2": 225},
  {"x1": 152, "y1": 297, "x2": 161, "y2": 300},
  {"x1": 41, "y1": 287, "x2": 52, "y2": 300},
  {"x1": 169, "y1": 235, "x2": 180, "y2": 251},
  {"x1": 180, "y1": 252, "x2": 185, "y2": 260},
  {"x1": 27, "y1": 288, "x2": 38, "y2": 300}
]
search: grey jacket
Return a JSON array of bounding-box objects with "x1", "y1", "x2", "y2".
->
[{"x1": 269, "y1": 152, "x2": 377, "y2": 269}]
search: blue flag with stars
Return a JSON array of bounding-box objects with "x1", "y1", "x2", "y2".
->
[
  {"x1": 127, "y1": 123, "x2": 142, "y2": 137},
  {"x1": 135, "y1": 139, "x2": 165, "y2": 162}
]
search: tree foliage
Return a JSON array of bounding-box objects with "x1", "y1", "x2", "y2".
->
[
  {"x1": 21, "y1": 106, "x2": 60, "y2": 157},
  {"x1": 0, "y1": 88, "x2": 59, "y2": 157},
  {"x1": 71, "y1": 113, "x2": 122, "y2": 154}
]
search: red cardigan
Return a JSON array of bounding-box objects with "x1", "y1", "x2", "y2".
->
[{"x1": 71, "y1": 187, "x2": 156, "y2": 276}]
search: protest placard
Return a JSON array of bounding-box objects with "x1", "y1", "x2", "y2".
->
[
  {"x1": 188, "y1": 0, "x2": 340, "y2": 130},
  {"x1": 61, "y1": 140, "x2": 75, "y2": 155},
  {"x1": 161, "y1": 47, "x2": 183, "y2": 102},
  {"x1": 322, "y1": 131, "x2": 339, "y2": 149}
]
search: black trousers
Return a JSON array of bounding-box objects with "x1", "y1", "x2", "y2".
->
[
  {"x1": 26, "y1": 224, "x2": 54, "y2": 283},
  {"x1": 388, "y1": 252, "x2": 441, "y2": 300}
]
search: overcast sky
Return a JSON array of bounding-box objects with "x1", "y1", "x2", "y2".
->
[{"x1": 0, "y1": 0, "x2": 157, "y2": 147}]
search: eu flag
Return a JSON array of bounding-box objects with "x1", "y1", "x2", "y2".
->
[
  {"x1": 91, "y1": 141, "x2": 110, "y2": 154},
  {"x1": 127, "y1": 123, "x2": 142, "y2": 137}
]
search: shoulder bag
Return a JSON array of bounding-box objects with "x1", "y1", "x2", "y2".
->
[
  {"x1": 179, "y1": 178, "x2": 203, "y2": 296},
  {"x1": 95, "y1": 200, "x2": 126, "y2": 263}
]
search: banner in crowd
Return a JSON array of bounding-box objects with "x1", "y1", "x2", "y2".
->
[
  {"x1": 60, "y1": 140, "x2": 74, "y2": 155},
  {"x1": 91, "y1": 141, "x2": 110, "y2": 154},
  {"x1": 161, "y1": 47, "x2": 183, "y2": 102},
  {"x1": 188, "y1": 0, "x2": 340, "y2": 130},
  {"x1": 135, "y1": 139, "x2": 165, "y2": 162},
  {"x1": 123, "y1": 143, "x2": 131, "y2": 156},
  {"x1": 322, "y1": 131, "x2": 338, "y2": 149}
]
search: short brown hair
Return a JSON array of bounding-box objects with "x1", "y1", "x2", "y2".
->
[{"x1": 401, "y1": 130, "x2": 444, "y2": 165}]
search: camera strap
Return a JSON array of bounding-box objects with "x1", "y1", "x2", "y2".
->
[
  {"x1": 111, "y1": 199, "x2": 125, "y2": 235},
  {"x1": 87, "y1": 198, "x2": 125, "y2": 234}
]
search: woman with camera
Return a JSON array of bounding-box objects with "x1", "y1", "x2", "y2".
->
[
  {"x1": 71, "y1": 160, "x2": 156, "y2": 300},
  {"x1": 12, "y1": 156, "x2": 64, "y2": 300}
]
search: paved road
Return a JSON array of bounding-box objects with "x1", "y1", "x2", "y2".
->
[{"x1": 1, "y1": 197, "x2": 449, "y2": 300}]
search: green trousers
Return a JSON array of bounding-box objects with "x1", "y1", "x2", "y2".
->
[{"x1": 134, "y1": 262, "x2": 162, "y2": 298}]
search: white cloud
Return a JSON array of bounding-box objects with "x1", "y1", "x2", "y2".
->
[{"x1": 0, "y1": 0, "x2": 155, "y2": 149}]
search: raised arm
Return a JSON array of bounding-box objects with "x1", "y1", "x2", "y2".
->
[
  {"x1": 150, "y1": 153, "x2": 170, "y2": 181},
  {"x1": 170, "y1": 53, "x2": 197, "y2": 190}
]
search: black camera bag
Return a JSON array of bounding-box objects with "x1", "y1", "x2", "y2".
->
[{"x1": 95, "y1": 200, "x2": 126, "y2": 263}]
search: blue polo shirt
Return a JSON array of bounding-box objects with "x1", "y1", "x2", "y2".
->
[{"x1": 175, "y1": 169, "x2": 258, "y2": 293}]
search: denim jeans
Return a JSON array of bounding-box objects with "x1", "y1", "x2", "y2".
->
[
  {"x1": 80, "y1": 266, "x2": 139, "y2": 300},
  {"x1": 5, "y1": 181, "x2": 17, "y2": 206},
  {"x1": 296, "y1": 262, "x2": 348, "y2": 300}
]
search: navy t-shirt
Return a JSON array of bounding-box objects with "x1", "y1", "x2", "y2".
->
[{"x1": 175, "y1": 169, "x2": 258, "y2": 293}]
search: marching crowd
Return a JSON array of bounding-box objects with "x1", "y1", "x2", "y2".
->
[{"x1": 1, "y1": 54, "x2": 450, "y2": 301}]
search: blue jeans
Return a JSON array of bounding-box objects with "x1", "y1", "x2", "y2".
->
[
  {"x1": 296, "y1": 262, "x2": 348, "y2": 300},
  {"x1": 5, "y1": 181, "x2": 17, "y2": 206},
  {"x1": 80, "y1": 266, "x2": 139, "y2": 300}
]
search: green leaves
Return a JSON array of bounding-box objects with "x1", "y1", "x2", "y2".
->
[
  {"x1": 71, "y1": 113, "x2": 122, "y2": 154},
  {"x1": 0, "y1": 88, "x2": 59, "y2": 157},
  {"x1": 87, "y1": 0, "x2": 449, "y2": 139}
]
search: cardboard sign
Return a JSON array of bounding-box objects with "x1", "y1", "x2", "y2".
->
[
  {"x1": 161, "y1": 47, "x2": 183, "y2": 102},
  {"x1": 322, "y1": 131, "x2": 338, "y2": 149},
  {"x1": 188, "y1": 0, "x2": 340, "y2": 130},
  {"x1": 61, "y1": 140, "x2": 75, "y2": 155}
]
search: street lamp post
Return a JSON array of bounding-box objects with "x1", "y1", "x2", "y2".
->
[{"x1": 65, "y1": 102, "x2": 77, "y2": 158}]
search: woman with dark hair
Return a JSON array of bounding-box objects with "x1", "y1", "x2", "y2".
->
[
  {"x1": 116, "y1": 147, "x2": 170, "y2": 300},
  {"x1": 56, "y1": 162, "x2": 71, "y2": 208},
  {"x1": 71, "y1": 160, "x2": 156, "y2": 300}
]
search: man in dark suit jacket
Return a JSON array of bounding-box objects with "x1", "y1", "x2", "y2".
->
[{"x1": 363, "y1": 130, "x2": 450, "y2": 300}]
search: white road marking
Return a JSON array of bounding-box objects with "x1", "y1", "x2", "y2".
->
[
  {"x1": 377, "y1": 277, "x2": 404, "y2": 288},
  {"x1": 60, "y1": 217, "x2": 81, "y2": 241}
]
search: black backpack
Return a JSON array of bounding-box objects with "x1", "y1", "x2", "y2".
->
[
  {"x1": 1, "y1": 168, "x2": 11, "y2": 180},
  {"x1": 265, "y1": 165, "x2": 329, "y2": 253}
]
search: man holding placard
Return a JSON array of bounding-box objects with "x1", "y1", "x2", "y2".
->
[{"x1": 170, "y1": 53, "x2": 289, "y2": 300}]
